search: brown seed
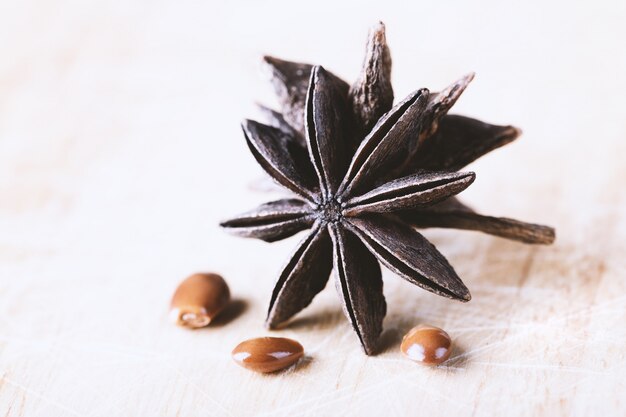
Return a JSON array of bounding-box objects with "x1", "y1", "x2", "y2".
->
[
  {"x1": 400, "y1": 325, "x2": 452, "y2": 366},
  {"x1": 232, "y1": 337, "x2": 304, "y2": 373},
  {"x1": 169, "y1": 273, "x2": 230, "y2": 328}
]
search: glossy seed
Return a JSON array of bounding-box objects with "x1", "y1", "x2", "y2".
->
[
  {"x1": 169, "y1": 273, "x2": 230, "y2": 328},
  {"x1": 400, "y1": 325, "x2": 452, "y2": 366},
  {"x1": 232, "y1": 337, "x2": 304, "y2": 373}
]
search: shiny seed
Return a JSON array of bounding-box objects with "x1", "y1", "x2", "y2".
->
[
  {"x1": 169, "y1": 273, "x2": 230, "y2": 328},
  {"x1": 401, "y1": 325, "x2": 452, "y2": 366},
  {"x1": 232, "y1": 337, "x2": 304, "y2": 373}
]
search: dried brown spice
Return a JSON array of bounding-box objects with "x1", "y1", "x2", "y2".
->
[{"x1": 221, "y1": 22, "x2": 555, "y2": 355}]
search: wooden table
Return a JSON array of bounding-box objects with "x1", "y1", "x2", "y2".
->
[{"x1": 1, "y1": 1, "x2": 625, "y2": 416}]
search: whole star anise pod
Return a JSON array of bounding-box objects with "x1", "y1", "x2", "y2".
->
[{"x1": 221, "y1": 23, "x2": 555, "y2": 354}]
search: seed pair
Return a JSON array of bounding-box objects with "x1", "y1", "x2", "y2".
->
[
  {"x1": 169, "y1": 273, "x2": 303, "y2": 373},
  {"x1": 228, "y1": 325, "x2": 453, "y2": 372},
  {"x1": 230, "y1": 325, "x2": 453, "y2": 373},
  {"x1": 232, "y1": 337, "x2": 304, "y2": 373}
]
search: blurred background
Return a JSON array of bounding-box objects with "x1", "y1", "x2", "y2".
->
[{"x1": 1, "y1": 1, "x2": 625, "y2": 416}]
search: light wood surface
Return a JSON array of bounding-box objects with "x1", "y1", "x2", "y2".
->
[{"x1": 1, "y1": 1, "x2": 625, "y2": 416}]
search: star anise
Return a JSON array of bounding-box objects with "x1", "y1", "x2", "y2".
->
[{"x1": 221, "y1": 23, "x2": 555, "y2": 354}]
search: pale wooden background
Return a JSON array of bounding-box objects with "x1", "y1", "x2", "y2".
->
[{"x1": 1, "y1": 1, "x2": 625, "y2": 416}]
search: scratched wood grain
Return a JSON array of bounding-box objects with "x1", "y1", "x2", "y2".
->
[{"x1": 1, "y1": 1, "x2": 625, "y2": 416}]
